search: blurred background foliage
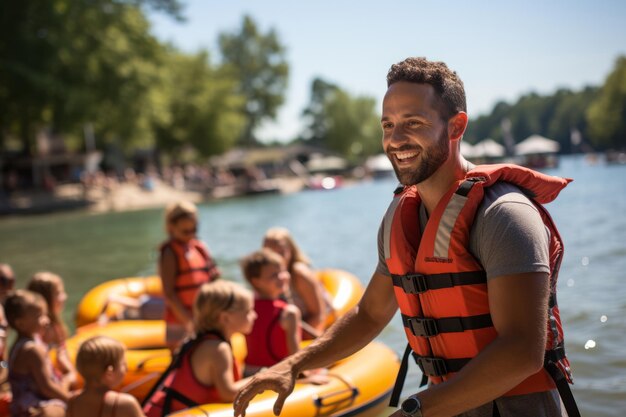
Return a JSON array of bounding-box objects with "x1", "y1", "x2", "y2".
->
[{"x1": 0, "y1": 0, "x2": 624, "y2": 164}]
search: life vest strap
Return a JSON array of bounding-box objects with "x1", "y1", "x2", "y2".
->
[
  {"x1": 401, "y1": 313, "x2": 493, "y2": 337},
  {"x1": 391, "y1": 271, "x2": 486, "y2": 294},
  {"x1": 413, "y1": 354, "x2": 470, "y2": 377}
]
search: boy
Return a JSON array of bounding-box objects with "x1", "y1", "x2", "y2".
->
[{"x1": 240, "y1": 248, "x2": 301, "y2": 376}]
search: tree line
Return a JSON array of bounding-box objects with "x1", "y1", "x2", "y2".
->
[
  {"x1": 464, "y1": 56, "x2": 626, "y2": 153},
  {"x1": 1, "y1": 0, "x2": 624, "y2": 166}
]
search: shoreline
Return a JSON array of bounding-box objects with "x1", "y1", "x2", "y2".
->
[{"x1": 0, "y1": 177, "x2": 308, "y2": 216}]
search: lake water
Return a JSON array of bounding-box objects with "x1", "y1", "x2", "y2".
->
[{"x1": 1, "y1": 155, "x2": 624, "y2": 416}]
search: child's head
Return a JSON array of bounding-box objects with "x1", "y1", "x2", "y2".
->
[
  {"x1": 164, "y1": 201, "x2": 199, "y2": 243},
  {"x1": 262, "y1": 227, "x2": 310, "y2": 269},
  {"x1": 27, "y1": 271, "x2": 67, "y2": 326},
  {"x1": 193, "y1": 280, "x2": 256, "y2": 336},
  {"x1": 4, "y1": 289, "x2": 49, "y2": 336},
  {"x1": 0, "y1": 264, "x2": 15, "y2": 301},
  {"x1": 76, "y1": 336, "x2": 127, "y2": 388},
  {"x1": 241, "y1": 248, "x2": 290, "y2": 299}
]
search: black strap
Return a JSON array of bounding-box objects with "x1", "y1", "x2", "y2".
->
[
  {"x1": 163, "y1": 387, "x2": 199, "y2": 416},
  {"x1": 414, "y1": 354, "x2": 470, "y2": 377},
  {"x1": 141, "y1": 330, "x2": 227, "y2": 407},
  {"x1": 389, "y1": 343, "x2": 413, "y2": 407},
  {"x1": 544, "y1": 352, "x2": 581, "y2": 417},
  {"x1": 456, "y1": 180, "x2": 476, "y2": 197},
  {"x1": 492, "y1": 401, "x2": 501, "y2": 417},
  {"x1": 389, "y1": 344, "x2": 471, "y2": 407},
  {"x1": 401, "y1": 313, "x2": 493, "y2": 337},
  {"x1": 392, "y1": 271, "x2": 486, "y2": 294}
]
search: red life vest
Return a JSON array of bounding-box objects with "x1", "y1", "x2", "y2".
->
[
  {"x1": 245, "y1": 298, "x2": 295, "y2": 367},
  {"x1": 383, "y1": 164, "x2": 573, "y2": 397},
  {"x1": 161, "y1": 238, "x2": 220, "y2": 324},
  {"x1": 143, "y1": 332, "x2": 240, "y2": 417}
]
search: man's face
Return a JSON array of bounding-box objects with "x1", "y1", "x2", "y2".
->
[{"x1": 381, "y1": 82, "x2": 450, "y2": 186}]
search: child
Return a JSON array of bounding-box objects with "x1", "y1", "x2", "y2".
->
[
  {"x1": 159, "y1": 201, "x2": 221, "y2": 350},
  {"x1": 240, "y1": 248, "x2": 301, "y2": 376},
  {"x1": 5, "y1": 289, "x2": 70, "y2": 417},
  {"x1": 27, "y1": 271, "x2": 77, "y2": 388},
  {"x1": 263, "y1": 227, "x2": 332, "y2": 339},
  {"x1": 143, "y1": 280, "x2": 256, "y2": 416},
  {"x1": 67, "y1": 336, "x2": 145, "y2": 417},
  {"x1": 0, "y1": 264, "x2": 15, "y2": 370}
]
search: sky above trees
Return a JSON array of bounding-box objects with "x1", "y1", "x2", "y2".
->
[{"x1": 149, "y1": 0, "x2": 626, "y2": 142}]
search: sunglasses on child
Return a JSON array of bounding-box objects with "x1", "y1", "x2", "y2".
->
[{"x1": 179, "y1": 227, "x2": 198, "y2": 236}]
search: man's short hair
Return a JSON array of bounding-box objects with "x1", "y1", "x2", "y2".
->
[{"x1": 386, "y1": 57, "x2": 467, "y2": 120}]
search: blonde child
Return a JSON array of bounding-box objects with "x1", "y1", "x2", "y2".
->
[
  {"x1": 27, "y1": 271, "x2": 77, "y2": 388},
  {"x1": 263, "y1": 227, "x2": 331, "y2": 339},
  {"x1": 240, "y1": 248, "x2": 301, "y2": 376},
  {"x1": 67, "y1": 336, "x2": 145, "y2": 417},
  {"x1": 5, "y1": 290, "x2": 70, "y2": 417},
  {"x1": 159, "y1": 201, "x2": 221, "y2": 350},
  {"x1": 143, "y1": 280, "x2": 256, "y2": 417}
]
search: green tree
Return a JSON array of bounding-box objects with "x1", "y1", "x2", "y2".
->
[
  {"x1": 0, "y1": 0, "x2": 182, "y2": 155},
  {"x1": 218, "y1": 15, "x2": 289, "y2": 146},
  {"x1": 587, "y1": 56, "x2": 626, "y2": 150},
  {"x1": 153, "y1": 50, "x2": 246, "y2": 159},
  {"x1": 301, "y1": 78, "x2": 340, "y2": 145},
  {"x1": 301, "y1": 78, "x2": 381, "y2": 161}
]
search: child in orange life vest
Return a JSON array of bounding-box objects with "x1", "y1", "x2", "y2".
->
[
  {"x1": 67, "y1": 336, "x2": 145, "y2": 417},
  {"x1": 143, "y1": 280, "x2": 257, "y2": 417},
  {"x1": 5, "y1": 290, "x2": 71, "y2": 417},
  {"x1": 159, "y1": 201, "x2": 220, "y2": 350},
  {"x1": 27, "y1": 271, "x2": 77, "y2": 388},
  {"x1": 240, "y1": 249, "x2": 302, "y2": 376}
]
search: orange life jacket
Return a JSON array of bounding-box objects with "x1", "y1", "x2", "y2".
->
[
  {"x1": 143, "y1": 331, "x2": 239, "y2": 417},
  {"x1": 161, "y1": 238, "x2": 220, "y2": 323},
  {"x1": 383, "y1": 164, "x2": 576, "y2": 407}
]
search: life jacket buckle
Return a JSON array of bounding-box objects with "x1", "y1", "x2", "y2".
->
[
  {"x1": 400, "y1": 274, "x2": 428, "y2": 294},
  {"x1": 415, "y1": 356, "x2": 448, "y2": 377},
  {"x1": 406, "y1": 317, "x2": 439, "y2": 337}
]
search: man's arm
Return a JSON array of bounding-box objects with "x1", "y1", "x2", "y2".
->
[
  {"x1": 234, "y1": 270, "x2": 398, "y2": 417},
  {"x1": 391, "y1": 271, "x2": 550, "y2": 417}
]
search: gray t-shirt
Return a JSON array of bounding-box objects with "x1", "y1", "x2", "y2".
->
[{"x1": 376, "y1": 182, "x2": 565, "y2": 417}]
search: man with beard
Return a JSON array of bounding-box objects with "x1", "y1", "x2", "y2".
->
[{"x1": 234, "y1": 57, "x2": 578, "y2": 417}]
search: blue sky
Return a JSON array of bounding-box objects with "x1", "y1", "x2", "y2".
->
[{"x1": 149, "y1": 0, "x2": 626, "y2": 142}]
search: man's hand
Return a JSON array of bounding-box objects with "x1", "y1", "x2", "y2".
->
[{"x1": 234, "y1": 361, "x2": 298, "y2": 417}]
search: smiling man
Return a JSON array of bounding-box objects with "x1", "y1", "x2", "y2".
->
[{"x1": 234, "y1": 57, "x2": 580, "y2": 417}]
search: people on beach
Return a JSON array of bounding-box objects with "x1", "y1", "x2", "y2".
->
[
  {"x1": 262, "y1": 227, "x2": 331, "y2": 338},
  {"x1": 5, "y1": 290, "x2": 71, "y2": 417},
  {"x1": 159, "y1": 200, "x2": 221, "y2": 350},
  {"x1": 234, "y1": 57, "x2": 579, "y2": 417},
  {"x1": 240, "y1": 248, "x2": 301, "y2": 376},
  {"x1": 142, "y1": 280, "x2": 256, "y2": 416},
  {"x1": 67, "y1": 336, "x2": 145, "y2": 417},
  {"x1": 27, "y1": 271, "x2": 77, "y2": 388}
]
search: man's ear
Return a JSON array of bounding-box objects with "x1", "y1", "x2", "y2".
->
[{"x1": 448, "y1": 112, "x2": 469, "y2": 141}]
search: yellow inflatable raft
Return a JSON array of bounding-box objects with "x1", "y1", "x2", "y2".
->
[
  {"x1": 170, "y1": 340, "x2": 399, "y2": 417},
  {"x1": 75, "y1": 269, "x2": 364, "y2": 328},
  {"x1": 67, "y1": 269, "x2": 366, "y2": 401}
]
